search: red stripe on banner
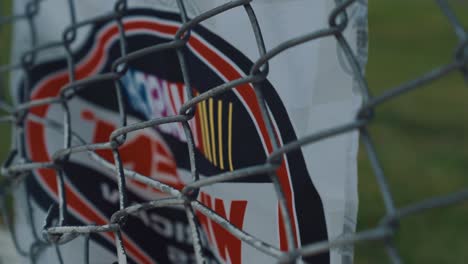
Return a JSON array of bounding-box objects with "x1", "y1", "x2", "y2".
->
[{"x1": 124, "y1": 20, "x2": 178, "y2": 36}]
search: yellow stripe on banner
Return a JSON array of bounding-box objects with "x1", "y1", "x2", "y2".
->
[
  {"x1": 201, "y1": 100, "x2": 212, "y2": 162},
  {"x1": 198, "y1": 102, "x2": 207, "y2": 159},
  {"x1": 217, "y1": 100, "x2": 224, "y2": 170},
  {"x1": 197, "y1": 103, "x2": 204, "y2": 156},
  {"x1": 209, "y1": 98, "x2": 217, "y2": 167},
  {"x1": 228, "y1": 102, "x2": 234, "y2": 171}
]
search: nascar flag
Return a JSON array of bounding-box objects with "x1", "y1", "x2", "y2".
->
[{"x1": 10, "y1": 0, "x2": 367, "y2": 263}]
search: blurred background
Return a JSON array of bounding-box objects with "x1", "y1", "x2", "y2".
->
[
  {"x1": 0, "y1": 1, "x2": 467, "y2": 263},
  {"x1": 356, "y1": 1, "x2": 468, "y2": 263}
]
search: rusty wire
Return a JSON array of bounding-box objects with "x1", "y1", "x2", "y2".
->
[{"x1": 0, "y1": 0, "x2": 467, "y2": 263}]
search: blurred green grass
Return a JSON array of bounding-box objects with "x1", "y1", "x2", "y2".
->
[
  {"x1": 0, "y1": 1, "x2": 467, "y2": 263},
  {"x1": 355, "y1": 1, "x2": 468, "y2": 263},
  {"x1": 0, "y1": 0, "x2": 12, "y2": 161}
]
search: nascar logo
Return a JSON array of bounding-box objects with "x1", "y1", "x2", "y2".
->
[{"x1": 22, "y1": 8, "x2": 328, "y2": 264}]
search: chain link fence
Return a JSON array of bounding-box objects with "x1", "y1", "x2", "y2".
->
[{"x1": 0, "y1": 0, "x2": 467, "y2": 263}]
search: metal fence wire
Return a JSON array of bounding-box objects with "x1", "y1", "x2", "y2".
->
[{"x1": 0, "y1": 0, "x2": 468, "y2": 263}]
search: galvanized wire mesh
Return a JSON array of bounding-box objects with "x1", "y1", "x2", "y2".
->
[{"x1": 0, "y1": 0, "x2": 467, "y2": 263}]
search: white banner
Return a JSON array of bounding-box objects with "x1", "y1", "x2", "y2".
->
[{"x1": 11, "y1": 1, "x2": 367, "y2": 263}]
